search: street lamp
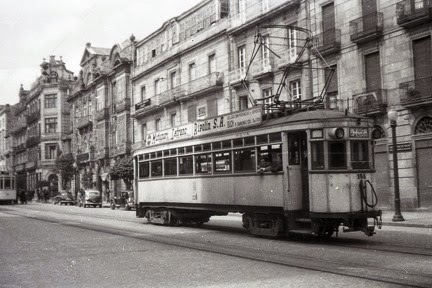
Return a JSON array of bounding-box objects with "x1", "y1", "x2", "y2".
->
[{"x1": 388, "y1": 108, "x2": 404, "y2": 222}]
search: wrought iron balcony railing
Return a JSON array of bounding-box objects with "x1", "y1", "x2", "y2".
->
[
  {"x1": 26, "y1": 110, "x2": 41, "y2": 124},
  {"x1": 400, "y1": 76, "x2": 432, "y2": 107},
  {"x1": 26, "y1": 135, "x2": 41, "y2": 147},
  {"x1": 313, "y1": 29, "x2": 341, "y2": 56},
  {"x1": 352, "y1": 89, "x2": 388, "y2": 115},
  {"x1": 397, "y1": 0, "x2": 432, "y2": 28},
  {"x1": 350, "y1": 12, "x2": 383, "y2": 44},
  {"x1": 134, "y1": 72, "x2": 223, "y2": 117}
]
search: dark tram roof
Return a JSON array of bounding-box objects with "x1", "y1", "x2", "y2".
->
[{"x1": 260, "y1": 109, "x2": 366, "y2": 127}]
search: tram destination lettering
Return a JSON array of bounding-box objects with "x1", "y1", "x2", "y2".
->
[
  {"x1": 146, "y1": 107, "x2": 262, "y2": 146},
  {"x1": 193, "y1": 107, "x2": 262, "y2": 136},
  {"x1": 349, "y1": 127, "x2": 369, "y2": 138}
]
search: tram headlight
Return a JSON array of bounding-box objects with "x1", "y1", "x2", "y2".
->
[{"x1": 328, "y1": 127, "x2": 345, "y2": 139}]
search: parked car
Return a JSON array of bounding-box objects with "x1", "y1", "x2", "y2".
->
[
  {"x1": 78, "y1": 189, "x2": 102, "y2": 208},
  {"x1": 110, "y1": 191, "x2": 134, "y2": 210},
  {"x1": 53, "y1": 190, "x2": 76, "y2": 205}
]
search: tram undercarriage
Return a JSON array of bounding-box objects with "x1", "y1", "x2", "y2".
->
[{"x1": 138, "y1": 205, "x2": 382, "y2": 238}]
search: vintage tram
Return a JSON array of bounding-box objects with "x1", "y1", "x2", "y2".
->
[
  {"x1": 0, "y1": 174, "x2": 17, "y2": 204},
  {"x1": 133, "y1": 107, "x2": 382, "y2": 238}
]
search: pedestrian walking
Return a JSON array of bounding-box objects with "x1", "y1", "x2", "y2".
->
[{"x1": 106, "y1": 188, "x2": 111, "y2": 203}]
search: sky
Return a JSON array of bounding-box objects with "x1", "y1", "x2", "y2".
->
[{"x1": 0, "y1": 0, "x2": 202, "y2": 105}]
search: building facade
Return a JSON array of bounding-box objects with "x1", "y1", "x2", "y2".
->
[
  {"x1": 67, "y1": 40, "x2": 135, "y2": 198},
  {"x1": 8, "y1": 56, "x2": 74, "y2": 195},
  {"x1": 309, "y1": 0, "x2": 432, "y2": 208},
  {"x1": 0, "y1": 105, "x2": 15, "y2": 173}
]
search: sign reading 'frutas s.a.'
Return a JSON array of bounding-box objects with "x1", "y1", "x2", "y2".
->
[{"x1": 146, "y1": 107, "x2": 262, "y2": 146}]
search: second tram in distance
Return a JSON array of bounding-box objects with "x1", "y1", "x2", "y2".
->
[{"x1": 134, "y1": 108, "x2": 382, "y2": 238}]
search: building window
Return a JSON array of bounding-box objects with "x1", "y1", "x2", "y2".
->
[
  {"x1": 288, "y1": 28, "x2": 297, "y2": 61},
  {"x1": 140, "y1": 86, "x2": 146, "y2": 101},
  {"x1": 290, "y1": 80, "x2": 301, "y2": 100},
  {"x1": 155, "y1": 118, "x2": 161, "y2": 131},
  {"x1": 188, "y1": 105, "x2": 197, "y2": 123},
  {"x1": 261, "y1": 36, "x2": 270, "y2": 67},
  {"x1": 141, "y1": 123, "x2": 147, "y2": 141},
  {"x1": 262, "y1": 88, "x2": 272, "y2": 114},
  {"x1": 238, "y1": 45, "x2": 246, "y2": 73},
  {"x1": 239, "y1": 96, "x2": 248, "y2": 110},
  {"x1": 154, "y1": 79, "x2": 160, "y2": 95},
  {"x1": 189, "y1": 63, "x2": 196, "y2": 81},
  {"x1": 208, "y1": 54, "x2": 216, "y2": 74},
  {"x1": 45, "y1": 117, "x2": 57, "y2": 133},
  {"x1": 45, "y1": 144, "x2": 57, "y2": 159},
  {"x1": 44, "y1": 94, "x2": 57, "y2": 109},
  {"x1": 170, "y1": 113, "x2": 176, "y2": 127},
  {"x1": 170, "y1": 71, "x2": 177, "y2": 89}
]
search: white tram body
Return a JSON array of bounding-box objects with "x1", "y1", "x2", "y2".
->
[
  {"x1": 134, "y1": 109, "x2": 381, "y2": 237},
  {"x1": 0, "y1": 175, "x2": 17, "y2": 204}
]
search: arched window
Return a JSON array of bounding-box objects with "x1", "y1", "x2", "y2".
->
[{"x1": 414, "y1": 116, "x2": 432, "y2": 134}]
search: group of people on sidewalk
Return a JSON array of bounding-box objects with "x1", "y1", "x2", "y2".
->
[{"x1": 18, "y1": 188, "x2": 51, "y2": 204}]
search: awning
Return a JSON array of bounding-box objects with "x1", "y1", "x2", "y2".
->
[{"x1": 101, "y1": 173, "x2": 110, "y2": 182}]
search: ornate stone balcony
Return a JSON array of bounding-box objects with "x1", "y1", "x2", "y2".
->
[
  {"x1": 26, "y1": 161, "x2": 37, "y2": 170},
  {"x1": 350, "y1": 12, "x2": 383, "y2": 44},
  {"x1": 76, "y1": 116, "x2": 92, "y2": 129},
  {"x1": 251, "y1": 58, "x2": 274, "y2": 80},
  {"x1": 397, "y1": 0, "x2": 432, "y2": 28},
  {"x1": 96, "y1": 108, "x2": 110, "y2": 122},
  {"x1": 229, "y1": 67, "x2": 249, "y2": 86},
  {"x1": 313, "y1": 29, "x2": 341, "y2": 57},
  {"x1": 352, "y1": 89, "x2": 388, "y2": 116},
  {"x1": 115, "y1": 98, "x2": 131, "y2": 113},
  {"x1": 26, "y1": 135, "x2": 41, "y2": 147},
  {"x1": 400, "y1": 76, "x2": 432, "y2": 108},
  {"x1": 26, "y1": 110, "x2": 41, "y2": 124}
]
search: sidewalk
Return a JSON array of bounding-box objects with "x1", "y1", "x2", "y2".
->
[{"x1": 380, "y1": 208, "x2": 432, "y2": 229}]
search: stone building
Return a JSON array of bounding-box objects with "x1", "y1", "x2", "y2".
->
[
  {"x1": 9, "y1": 56, "x2": 75, "y2": 195},
  {"x1": 67, "y1": 40, "x2": 135, "y2": 198},
  {"x1": 309, "y1": 0, "x2": 432, "y2": 208},
  {"x1": 0, "y1": 104, "x2": 15, "y2": 173}
]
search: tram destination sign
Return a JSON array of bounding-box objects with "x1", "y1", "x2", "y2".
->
[
  {"x1": 349, "y1": 127, "x2": 369, "y2": 138},
  {"x1": 146, "y1": 107, "x2": 263, "y2": 146}
]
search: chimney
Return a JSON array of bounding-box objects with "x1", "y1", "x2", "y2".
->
[{"x1": 49, "y1": 55, "x2": 56, "y2": 64}]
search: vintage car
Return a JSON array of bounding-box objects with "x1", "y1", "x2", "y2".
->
[
  {"x1": 110, "y1": 191, "x2": 134, "y2": 210},
  {"x1": 53, "y1": 191, "x2": 76, "y2": 206},
  {"x1": 78, "y1": 189, "x2": 102, "y2": 208}
]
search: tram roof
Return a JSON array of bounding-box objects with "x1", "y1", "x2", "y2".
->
[{"x1": 261, "y1": 109, "x2": 367, "y2": 127}]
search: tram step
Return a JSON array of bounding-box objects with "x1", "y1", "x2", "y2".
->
[
  {"x1": 295, "y1": 218, "x2": 311, "y2": 224},
  {"x1": 288, "y1": 228, "x2": 312, "y2": 235}
]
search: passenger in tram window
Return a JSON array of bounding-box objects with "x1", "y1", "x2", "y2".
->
[
  {"x1": 270, "y1": 153, "x2": 283, "y2": 172},
  {"x1": 257, "y1": 157, "x2": 271, "y2": 174}
]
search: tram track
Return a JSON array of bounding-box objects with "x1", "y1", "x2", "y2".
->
[{"x1": 2, "y1": 206, "x2": 432, "y2": 288}]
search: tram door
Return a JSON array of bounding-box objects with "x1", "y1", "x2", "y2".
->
[{"x1": 287, "y1": 132, "x2": 309, "y2": 212}]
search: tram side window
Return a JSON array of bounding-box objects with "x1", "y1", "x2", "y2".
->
[
  {"x1": 0, "y1": 179, "x2": 3, "y2": 189},
  {"x1": 164, "y1": 158, "x2": 177, "y2": 176},
  {"x1": 311, "y1": 142, "x2": 324, "y2": 170},
  {"x1": 179, "y1": 156, "x2": 194, "y2": 175},
  {"x1": 4, "y1": 178, "x2": 11, "y2": 189},
  {"x1": 234, "y1": 148, "x2": 256, "y2": 172},
  {"x1": 351, "y1": 141, "x2": 370, "y2": 169},
  {"x1": 151, "y1": 160, "x2": 163, "y2": 177},
  {"x1": 213, "y1": 151, "x2": 231, "y2": 173},
  {"x1": 195, "y1": 154, "x2": 212, "y2": 174},
  {"x1": 139, "y1": 162, "x2": 150, "y2": 179},
  {"x1": 258, "y1": 144, "x2": 282, "y2": 172},
  {"x1": 328, "y1": 142, "x2": 346, "y2": 169}
]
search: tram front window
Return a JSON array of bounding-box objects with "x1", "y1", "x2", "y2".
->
[
  {"x1": 311, "y1": 142, "x2": 324, "y2": 170},
  {"x1": 351, "y1": 141, "x2": 370, "y2": 169},
  {"x1": 328, "y1": 142, "x2": 346, "y2": 169}
]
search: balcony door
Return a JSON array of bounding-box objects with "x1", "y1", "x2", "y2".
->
[
  {"x1": 362, "y1": 0, "x2": 377, "y2": 31},
  {"x1": 322, "y1": 3, "x2": 335, "y2": 47},
  {"x1": 364, "y1": 52, "x2": 381, "y2": 109},
  {"x1": 413, "y1": 37, "x2": 432, "y2": 98}
]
